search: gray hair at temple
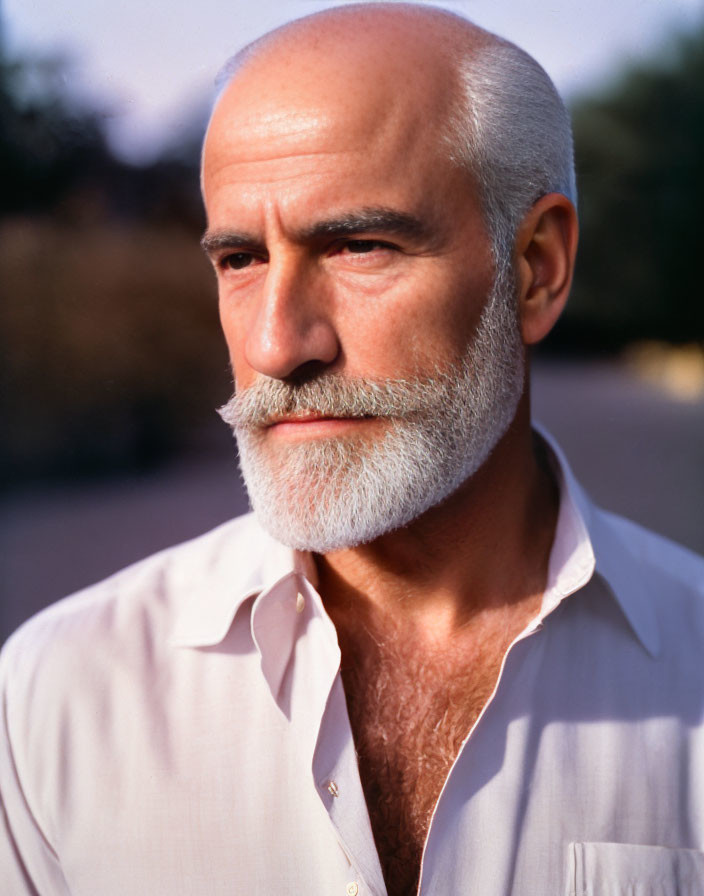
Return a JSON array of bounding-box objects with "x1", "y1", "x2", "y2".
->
[
  {"x1": 446, "y1": 35, "x2": 577, "y2": 268},
  {"x1": 215, "y1": 3, "x2": 576, "y2": 271}
]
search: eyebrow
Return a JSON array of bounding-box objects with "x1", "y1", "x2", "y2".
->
[
  {"x1": 200, "y1": 229, "x2": 258, "y2": 255},
  {"x1": 200, "y1": 207, "x2": 431, "y2": 256},
  {"x1": 300, "y1": 208, "x2": 431, "y2": 241}
]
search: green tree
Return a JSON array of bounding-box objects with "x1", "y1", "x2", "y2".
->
[{"x1": 559, "y1": 24, "x2": 704, "y2": 349}]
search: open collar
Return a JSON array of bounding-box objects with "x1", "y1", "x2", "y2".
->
[
  {"x1": 169, "y1": 516, "x2": 317, "y2": 648},
  {"x1": 536, "y1": 424, "x2": 660, "y2": 657}
]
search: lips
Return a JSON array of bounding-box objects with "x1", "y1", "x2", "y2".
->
[
  {"x1": 265, "y1": 411, "x2": 373, "y2": 427},
  {"x1": 265, "y1": 412, "x2": 332, "y2": 426},
  {"x1": 261, "y1": 413, "x2": 380, "y2": 439}
]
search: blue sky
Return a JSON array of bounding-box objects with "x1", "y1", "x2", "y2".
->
[{"x1": 4, "y1": 0, "x2": 703, "y2": 162}]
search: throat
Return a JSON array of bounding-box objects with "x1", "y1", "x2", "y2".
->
[{"x1": 338, "y1": 618, "x2": 515, "y2": 896}]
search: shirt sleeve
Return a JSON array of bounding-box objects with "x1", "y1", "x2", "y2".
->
[{"x1": 0, "y1": 632, "x2": 71, "y2": 895}]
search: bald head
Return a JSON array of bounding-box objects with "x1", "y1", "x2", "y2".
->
[
  {"x1": 206, "y1": 2, "x2": 575, "y2": 265},
  {"x1": 224, "y1": 3, "x2": 484, "y2": 84},
  {"x1": 204, "y1": 5, "x2": 470, "y2": 211},
  {"x1": 208, "y1": 4, "x2": 488, "y2": 198}
]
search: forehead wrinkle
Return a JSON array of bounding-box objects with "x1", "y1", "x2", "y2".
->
[{"x1": 208, "y1": 152, "x2": 350, "y2": 191}]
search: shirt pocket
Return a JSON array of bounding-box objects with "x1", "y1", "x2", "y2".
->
[{"x1": 565, "y1": 841, "x2": 704, "y2": 896}]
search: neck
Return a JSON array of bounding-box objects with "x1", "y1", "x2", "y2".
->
[{"x1": 315, "y1": 397, "x2": 559, "y2": 644}]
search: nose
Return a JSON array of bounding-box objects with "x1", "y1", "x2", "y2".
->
[{"x1": 243, "y1": 255, "x2": 340, "y2": 380}]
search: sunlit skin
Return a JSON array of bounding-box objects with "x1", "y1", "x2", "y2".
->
[{"x1": 202, "y1": 50, "x2": 496, "y2": 440}]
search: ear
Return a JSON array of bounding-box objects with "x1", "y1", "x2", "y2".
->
[{"x1": 514, "y1": 193, "x2": 579, "y2": 345}]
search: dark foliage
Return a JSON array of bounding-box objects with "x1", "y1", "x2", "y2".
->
[
  {"x1": 0, "y1": 48, "x2": 203, "y2": 229},
  {"x1": 551, "y1": 24, "x2": 704, "y2": 351}
]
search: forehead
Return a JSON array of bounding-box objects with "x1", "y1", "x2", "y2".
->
[
  {"x1": 201, "y1": 29, "x2": 473, "y2": 227},
  {"x1": 209, "y1": 9, "x2": 459, "y2": 140},
  {"x1": 203, "y1": 85, "x2": 474, "y2": 234}
]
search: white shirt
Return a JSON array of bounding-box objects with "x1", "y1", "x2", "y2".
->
[{"x1": 2, "y1": 432, "x2": 704, "y2": 896}]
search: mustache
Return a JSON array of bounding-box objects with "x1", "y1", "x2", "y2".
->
[{"x1": 218, "y1": 371, "x2": 456, "y2": 430}]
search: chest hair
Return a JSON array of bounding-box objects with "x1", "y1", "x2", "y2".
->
[{"x1": 339, "y1": 622, "x2": 511, "y2": 896}]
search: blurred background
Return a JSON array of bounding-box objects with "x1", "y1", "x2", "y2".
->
[{"x1": 1, "y1": 0, "x2": 703, "y2": 644}]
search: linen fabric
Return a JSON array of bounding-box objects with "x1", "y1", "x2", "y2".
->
[{"x1": 1, "y1": 431, "x2": 703, "y2": 895}]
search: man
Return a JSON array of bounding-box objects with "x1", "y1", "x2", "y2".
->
[{"x1": 1, "y1": 4, "x2": 703, "y2": 894}]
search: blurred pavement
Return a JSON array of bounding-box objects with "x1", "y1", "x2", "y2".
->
[{"x1": 2, "y1": 358, "x2": 703, "y2": 645}]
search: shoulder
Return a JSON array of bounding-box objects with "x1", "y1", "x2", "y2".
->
[
  {"x1": 590, "y1": 505, "x2": 704, "y2": 660},
  {"x1": 0, "y1": 513, "x2": 274, "y2": 861},
  {"x1": 598, "y1": 506, "x2": 704, "y2": 591},
  {"x1": 0, "y1": 513, "x2": 264, "y2": 692}
]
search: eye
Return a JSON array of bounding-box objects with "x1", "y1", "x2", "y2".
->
[
  {"x1": 343, "y1": 239, "x2": 393, "y2": 255},
  {"x1": 221, "y1": 252, "x2": 257, "y2": 271}
]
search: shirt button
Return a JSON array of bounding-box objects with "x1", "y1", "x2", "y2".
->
[
  {"x1": 346, "y1": 883, "x2": 359, "y2": 896},
  {"x1": 327, "y1": 780, "x2": 339, "y2": 797},
  {"x1": 296, "y1": 592, "x2": 305, "y2": 614}
]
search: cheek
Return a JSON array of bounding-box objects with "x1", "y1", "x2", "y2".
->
[
  {"x1": 419, "y1": 266, "x2": 496, "y2": 356},
  {"x1": 216, "y1": 258, "x2": 494, "y2": 384},
  {"x1": 218, "y1": 296, "x2": 255, "y2": 387},
  {"x1": 218, "y1": 296, "x2": 238, "y2": 360},
  {"x1": 335, "y1": 270, "x2": 488, "y2": 377}
]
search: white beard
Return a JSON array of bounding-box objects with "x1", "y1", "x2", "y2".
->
[{"x1": 219, "y1": 273, "x2": 524, "y2": 553}]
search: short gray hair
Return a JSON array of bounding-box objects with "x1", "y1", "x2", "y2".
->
[{"x1": 447, "y1": 36, "x2": 577, "y2": 268}]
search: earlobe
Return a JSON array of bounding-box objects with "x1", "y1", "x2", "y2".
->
[{"x1": 515, "y1": 193, "x2": 579, "y2": 346}]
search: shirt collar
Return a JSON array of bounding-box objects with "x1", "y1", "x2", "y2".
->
[
  {"x1": 169, "y1": 517, "x2": 317, "y2": 648},
  {"x1": 536, "y1": 424, "x2": 660, "y2": 657}
]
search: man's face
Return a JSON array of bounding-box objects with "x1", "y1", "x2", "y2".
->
[{"x1": 202, "y1": 47, "x2": 525, "y2": 550}]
